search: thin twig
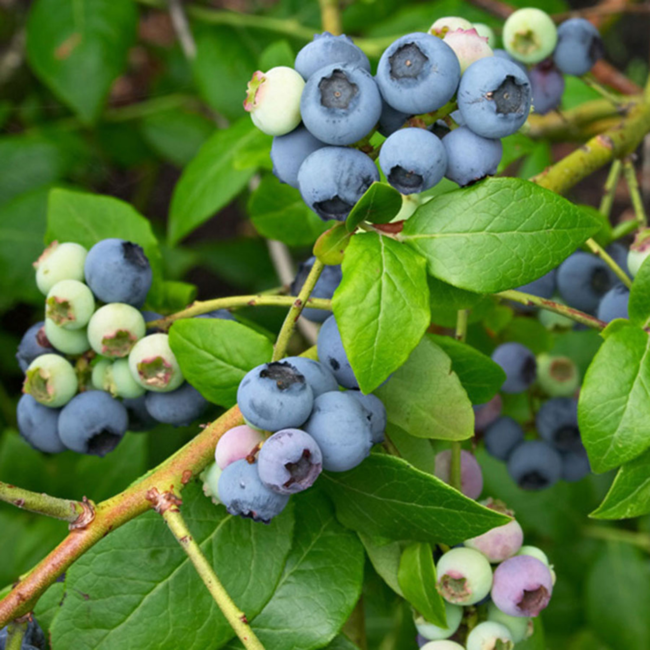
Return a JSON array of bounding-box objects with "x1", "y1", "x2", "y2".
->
[
  {"x1": 318, "y1": 0, "x2": 342, "y2": 35},
  {"x1": 5, "y1": 620, "x2": 27, "y2": 650},
  {"x1": 168, "y1": 0, "x2": 197, "y2": 59},
  {"x1": 584, "y1": 525, "x2": 650, "y2": 552},
  {"x1": 586, "y1": 239, "x2": 632, "y2": 288},
  {"x1": 623, "y1": 159, "x2": 649, "y2": 228},
  {"x1": 450, "y1": 310, "x2": 469, "y2": 492},
  {"x1": 600, "y1": 159, "x2": 623, "y2": 218}
]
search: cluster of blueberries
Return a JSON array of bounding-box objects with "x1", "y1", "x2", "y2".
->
[
  {"x1": 244, "y1": 9, "x2": 604, "y2": 221},
  {"x1": 201, "y1": 315, "x2": 386, "y2": 522},
  {"x1": 0, "y1": 618, "x2": 44, "y2": 650},
  {"x1": 16, "y1": 239, "x2": 210, "y2": 458},
  {"x1": 415, "y1": 500, "x2": 554, "y2": 650}
]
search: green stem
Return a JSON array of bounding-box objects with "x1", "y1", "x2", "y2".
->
[
  {"x1": 342, "y1": 597, "x2": 367, "y2": 650},
  {"x1": 496, "y1": 290, "x2": 606, "y2": 330},
  {"x1": 450, "y1": 310, "x2": 469, "y2": 492},
  {"x1": 272, "y1": 258, "x2": 325, "y2": 361},
  {"x1": 612, "y1": 218, "x2": 640, "y2": 240},
  {"x1": 159, "y1": 497, "x2": 265, "y2": 650},
  {"x1": 5, "y1": 620, "x2": 27, "y2": 650},
  {"x1": 318, "y1": 0, "x2": 342, "y2": 35},
  {"x1": 585, "y1": 239, "x2": 632, "y2": 288},
  {"x1": 623, "y1": 160, "x2": 648, "y2": 228},
  {"x1": 583, "y1": 526, "x2": 650, "y2": 552},
  {"x1": 455, "y1": 310, "x2": 468, "y2": 343},
  {"x1": 582, "y1": 74, "x2": 625, "y2": 106},
  {"x1": 600, "y1": 159, "x2": 622, "y2": 218}
]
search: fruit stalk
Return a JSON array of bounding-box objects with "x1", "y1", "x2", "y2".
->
[
  {"x1": 450, "y1": 310, "x2": 469, "y2": 492},
  {"x1": 622, "y1": 159, "x2": 649, "y2": 227},
  {"x1": 599, "y1": 159, "x2": 622, "y2": 218},
  {"x1": 318, "y1": 0, "x2": 342, "y2": 36},
  {"x1": 585, "y1": 239, "x2": 632, "y2": 288},
  {"x1": 5, "y1": 620, "x2": 27, "y2": 650}
]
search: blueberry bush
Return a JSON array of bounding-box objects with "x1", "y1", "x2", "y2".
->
[{"x1": 2, "y1": 0, "x2": 650, "y2": 648}]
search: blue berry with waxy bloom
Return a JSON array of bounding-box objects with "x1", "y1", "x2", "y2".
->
[
  {"x1": 123, "y1": 395, "x2": 158, "y2": 432},
  {"x1": 507, "y1": 440, "x2": 562, "y2": 490},
  {"x1": 303, "y1": 391, "x2": 373, "y2": 472},
  {"x1": 557, "y1": 251, "x2": 617, "y2": 313},
  {"x1": 17, "y1": 394, "x2": 66, "y2": 453},
  {"x1": 282, "y1": 356, "x2": 338, "y2": 397},
  {"x1": 484, "y1": 416, "x2": 525, "y2": 461},
  {"x1": 458, "y1": 56, "x2": 532, "y2": 139},
  {"x1": 529, "y1": 60, "x2": 565, "y2": 115},
  {"x1": 16, "y1": 321, "x2": 57, "y2": 372},
  {"x1": 300, "y1": 64, "x2": 382, "y2": 146},
  {"x1": 378, "y1": 101, "x2": 410, "y2": 137},
  {"x1": 298, "y1": 146, "x2": 379, "y2": 222},
  {"x1": 348, "y1": 390, "x2": 386, "y2": 444},
  {"x1": 44, "y1": 318, "x2": 90, "y2": 355},
  {"x1": 379, "y1": 128, "x2": 447, "y2": 195},
  {"x1": 415, "y1": 601, "x2": 463, "y2": 641},
  {"x1": 536, "y1": 397, "x2": 582, "y2": 453},
  {"x1": 597, "y1": 284, "x2": 629, "y2": 323},
  {"x1": 128, "y1": 333, "x2": 184, "y2": 393},
  {"x1": 491, "y1": 342, "x2": 537, "y2": 394},
  {"x1": 23, "y1": 354, "x2": 78, "y2": 408},
  {"x1": 317, "y1": 315, "x2": 358, "y2": 389},
  {"x1": 376, "y1": 33, "x2": 461, "y2": 114},
  {"x1": 58, "y1": 391, "x2": 128, "y2": 457},
  {"x1": 87, "y1": 303, "x2": 146, "y2": 358},
  {"x1": 554, "y1": 18, "x2": 604, "y2": 76},
  {"x1": 218, "y1": 459, "x2": 289, "y2": 523},
  {"x1": 442, "y1": 126, "x2": 503, "y2": 187},
  {"x1": 561, "y1": 448, "x2": 591, "y2": 482},
  {"x1": 271, "y1": 126, "x2": 326, "y2": 189},
  {"x1": 435, "y1": 449, "x2": 483, "y2": 499},
  {"x1": 257, "y1": 428, "x2": 323, "y2": 495},
  {"x1": 503, "y1": 7, "x2": 558, "y2": 65},
  {"x1": 35, "y1": 241, "x2": 88, "y2": 295},
  {"x1": 294, "y1": 32, "x2": 371, "y2": 80},
  {"x1": 237, "y1": 361, "x2": 314, "y2": 432},
  {"x1": 145, "y1": 382, "x2": 208, "y2": 426},
  {"x1": 290, "y1": 257, "x2": 342, "y2": 323},
  {"x1": 467, "y1": 621, "x2": 514, "y2": 650},
  {"x1": 46, "y1": 279, "x2": 95, "y2": 330},
  {"x1": 84, "y1": 239, "x2": 153, "y2": 307},
  {"x1": 493, "y1": 48, "x2": 529, "y2": 76},
  {"x1": 435, "y1": 547, "x2": 493, "y2": 606},
  {"x1": 515, "y1": 269, "x2": 557, "y2": 313}
]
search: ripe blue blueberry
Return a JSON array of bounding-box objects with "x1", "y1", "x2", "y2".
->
[
  {"x1": 218, "y1": 459, "x2": 289, "y2": 523},
  {"x1": 46, "y1": 279, "x2": 95, "y2": 330},
  {"x1": 537, "y1": 355, "x2": 580, "y2": 398},
  {"x1": 145, "y1": 382, "x2": 208, "y2": 426},
  {"x1": 294, "y1": 32, "x2": 371, "y2": 80},
  {"x1": 487, "y1": 601, "x2": 532, "y2": 643},
  {"x1": 300, "y1": 64, "x2": 382, "y2": 146},
  {"x1": 237, "y1": 361, "x2": 314, "y2": 431},
  {"x1": 491, "y1": 342, "x2": 537, "y2": 393},
  {"x1": 317, "y1": 315, "x2": 358, "y2": 389},
  {"x1": 607, "y1": 242, "x2": 630, "y2": 275},
  {"x1": 35, "y1": 241, "x2": 88, "y2": 295},
  {"x1": 271, "y1": 126, "x2": 326, "y2": 189},
  {"x1": 257, "y1": 428, "x2": 323, "y2": 494},
  {"x1": 484, "y1": 416, "x2": 525, "y2": 461},
  {"x1": 536, "y1": 397, "x2": 582, "y2": 453},
  {"x1": 379, "y1": 128, "x2": 447, "y2": 195},
  {"x1": 507, "y1": 440, "x2": 562, "y2": 490},
  {"x1": 467, "y1": 621, "x2": 514, "y2": 650},
  {"x1": 303, "y1": 391, "x2": 373, "y2": 471},
  {"x1": 84, "y1": 239, "x2": 153, "y2": 307},
  {"x1": 492, "y1": 49, "x2": 529, "y2": 76},
  {"x1": 128, "y1": 333, "x2": 184, "y2": 392},
  {"x1": 298, "y1": 147, "x2": 379, "y2": 222},
  {"x1": 16, "y1": 321, "x2": 57, "y2": 372},
  {"x1": 87, "y1": 303, "x2": 146, "y2": 358},
  {"x1": 491, "y1": 555, "x2": 554, "y2": 617},
  {"x1": 435, "y1": 449, "x2": 484, "y2": 499},
  {"x1": 554, "y1": 18, "x2": 604, "y2": 76},
  {"x1": 378, "y1": 101, "x2": 410, "y2": 137},
  {"x1": 442, "y1": 126, "x2": 503, "y2": 187},
  {"x1": 458, "y1": 57, "x2": 532, "y2": 139},
  {"x1": 436, "y1": 547, "x2": 493, "y2": 606},
  {"x1": 529, "y1": 60, "x2": 565, "y2": 115},
  {"x1": 465, "y1": 500, "x2": 523, "y2": 563},
  {"x1": 515, "y1": 269, "x2": 557, "y2": 313},
  {"x1": 348, "y1": 390, "x2": 386, "y2": 444},
  {"x1": 597, "y1": 284, "x2": 629, "y2": 323},
  {"x1": 282, "y1": 356, "x2": 338, "y2": 397},
  {"x1": 23, "y1": 354, "x2": 78, "y2": 408},
  {"x1": 44, "y1": 318, "x2": 90, "y2": 355},
  {"x1": 123, "y1": 395, "x2": 158, "y2": 432},
  {"x1": 561, "y1": 448, "x2": 591, "y2": 482},
  {"x1": 290, "y1": 257, "x2": 342, "y2": 323},
  {"x1": 17, "y1": 394, "x2": 66, "y2": 453},
  {"x1": 557, "y1": 251, "x2": 617, "y2": 313},
  {"x1": 376, "y1": 33, "x2": 461, "y2": 114},
  {"x1": 415, "y1": 601, "x2": 463, "y2": 640},
  {"x1": 58, "y1": 391, "x2": 128, "y2": 456},
  {"x1": 215, "y1": 425, "x2": 265, "y2": 469}
]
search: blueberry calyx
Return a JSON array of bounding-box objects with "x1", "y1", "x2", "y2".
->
[
  {"x1": 490, "y1": 76, "x2": 527, "y2": 114},
  {"x1": 283, "y1": 448, "x2": 315, "y2": 488},
  {"x1": 388, "y1": 166, "x2": 424, "y2": 192},
  {"x1": 87, "y1": 430, "x2": 122, "y2": 457},
  {"x1": 519, "y1": 585, "x2": 549, "y2": 615},
  {"x1": 319, "y1": 70, "x2": 358, "y2": 109},
  {"x1": 259, "y1": 361, "x2": 305, "y2": 390},
  {"x1": 389, "y1": 42, "x2": 427, "y2": 79},
  {"x1": 313, "y1": 196, "x2": 353, "y2": 220},
  {"x1": 122, "y1": 242, "x2": 149, "y2": 269}
]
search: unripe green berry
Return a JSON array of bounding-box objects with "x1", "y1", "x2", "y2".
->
[
  {"x1": 487, "y1": 601, "x2": 533, "y2": 643},
  {"x1": 45, "y1": 318, "x2": 91, "y2": 355},
  {"x1": 87, "y1": 303, "x2": 146, "y2": 358},
  {"x1": 46, "y1": 279, "x2": 95, "y2": 330},
  {"x1": 473, "y1": 23, "x2": 496, "y2": 48},
  {"x1": 429, "y1": 16, "x2": 473, "y2": 37},
  {"x1": 538, "y1": 297, "x2": 574, "y2": 330},
  {"x1": 627, "y1": 228, "x2": 650, "y2": 277},
  {"x1": 35, "y1": 242, "x2": 88, "y2": 295},
  {"x1": 201, "y1": 462, "x2": 223, "y2": 505},
  {"x1": 503, "y1": 8, "x2": 558, "y2": 64},
  {"x1": 23, "y1": 354, "x2": 78, "y2": 407},
  {"x1": 128, "y1": 333, "x2": 184, "y2": 392},
  {"x1": 415, "y1": 602, "x2": 463, "y2": 640},
  {"x1": 92, "y1": 358, "x2": 113, "y2": 392},
  {"x1": 467, "y1": 621, "x2": 514, "y2": 650},
  {"x1": 112, "y1": 358, "x2": 145, "y2": 398},
  {"x1": 436, "y1": 547, "x2": 493, "y2": 605},
  {"x1": 536, "y1": 353, "x2": 580, "y2": 397}
]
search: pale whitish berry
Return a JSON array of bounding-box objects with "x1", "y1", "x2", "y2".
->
[
  {"x1": 436, "y1": 547, "x2": 493, "y2": 605},
  {"x1": 536, "y1": 354, "x2": 580, "y2": 397},
  {"x1": 244, "y1": 67, "x2": 305, "y2": 136},
  {"x1": 464, "y1": 501, "x2": 523, "y2": 563},
  {"x1": 415, "y1": 602, "x2": 463, "y2": 640},
  {"x1": 473, "y1": 23, "x2": 496, "y2": 48},
  {"x1": 44, "y1": 318, "x2": 90, "y2": 355},
  {"x1": 112, "y1": 358, "x2": 146, "y2": 399},
  {"x1": 503, "y1": 8, "x2": 558, "y2": 64},
  {"x1": 23, "y1": 354, "x2": 78, "y2": 408},
  {"x1": 487, "y1": 601, "x2": 533, "y2": 643},
  {"x1": 443, "y1": 28, "x2": 493, "y2": 74},
  {"x1": 87, "y1": 303, "x2": 146, "y2": 358},
  {"x1": 466, "y1": 621, "x2": 514, "y2": 650},
  {"x1": 128, "y1": 333, "x2": 184, "y2": 392},
  {"x1": 628, "y1": 228, "x2": 650, "y2": 277},
  {"x1": 35, "y1": 242, "x2": 88, "y2": 295},
  {"x1": 92, "y1": 358, "x2": 113, "y2": 392},
  {"x1": 46, "y1": 279, "x2": 95, "y2": 330},
  {"x1": 201, "y1": 462, "x2": 222, "y2": 505},
  {"x1": 429, "y1": 16, "x2": 473, "y2": 37}
]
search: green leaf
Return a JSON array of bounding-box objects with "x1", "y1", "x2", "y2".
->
[
  {"x1": 401, "y1": 177, "x2": 601, "y2": 293},
  {"x1": 50, "y1": 482, "x2": 295, "y2": 650},
  {"x1": 500, "y1": 317, "x2": 553, "y2": 355},
  {"x1": 428, "y1": 275, "x2": 486, "y2": 311},
  {"x1": 332, "y1": 233, "x2": 430, "y2": 393},
  {"x1": 314, "y1": 222, "x2": 353, "y2": 265},
  {"x1": 629, "y1": 256, "x2": 650, "y2": 327},
  {"x1": 398, "y1": 542, "x2": 447, "y2": 626},
  {"x1": 320, "y1": 454, "x2": 509, "y2": 543},
  {"x1": 358, "y1": 533, "x2": 404, "y2": 596},
  {"x1": 386, "y1": 423, "x2": 436, "y2": 474},
  {"x1": 26, "y1": 0, "x2": 137, "y2": 123},
  {"x1": 345, "y1": 182, "x2": 403, "y2": 231},
  {"x1": 591, "y1": 449, "x2": 650, "y2": 519},
  {"x1": 429, "y1": 334, "x2": 506, "y2": 404},
  {"x1": 248, "y1": 175, "x2": 328, "y2": 247},
  {"x1": 169, "y1": 318, "x2": 273, "y2": 408},
  {"x1": 498, "y1": 133, "x2": 537, "y2": 172},
  {"x1": 375, "y1": 336, "x2": 474, "y2": 440},
  {"x1": 578, "y1": 322, "x2": 650, "y2": 473},
  {"x1": 169, "y1": 119, "x2": 270, "y2": 245},
  {"x1": 259, "y1": 40, "x2": 295, "y2": 70},
  {"x1": 155, "y1": 280, "x2": 197, "y2": 314}
]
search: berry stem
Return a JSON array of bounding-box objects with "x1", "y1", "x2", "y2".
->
[
  {"x1": 583, "y1": 525, "x2": 650, "y2": 552},
  {"x1": 272, "y1": 258, "x2": 325, "y2": 361},
  {"x1": 168, "y1": 0, "x2": 197, "y2": 59},
  {"x1": 0, "y1": 481, "x2": 92, "y2": 525},
  {"x1": 599, "y1": 159, "x2": 622, "y2": 219},
  {"x1": 5, "y1": 619, "x2": 27, "y2": 650},
  {"x1": 622, "y1": 159, "x2": 648, "y2": 228},
  {"x1": 585, "y1": 239, "x2": 632, "y2": 288},
  {"x1": 318, "y1": 0, "x2": 342, "y2": 35},
  {"x1": 159, "y1": 496, "x2": 266, "y2": 650},
  {"x1": 582, "y1": 74, "x2": 625, "y2": 106},
  {"x1": 450, "y1": 310, "x2": 469, "y2": 492},
  {"x1": 611, "y1": 218, "x2": 641, "y2": 241}
]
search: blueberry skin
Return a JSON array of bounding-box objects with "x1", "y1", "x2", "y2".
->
[
  {"x1": 379, "y1": 128, "x2": 447, "y2": 195},
  {"x1": 484, "y1": 416, "x2": 525, "y2": 461},
  {"x1": 298, "y1": 147, "x2": 379, "y2": 222},
  {"x1": 257, "y1": 428, "x2": 323, "y2": 494},
  {"x1": 436, "y1": 547, "x2": 493, "y2": 606},
  {"x1": 303, "y1": 391, "x2": 373, "y2": 472},
  {"x1": 282, "y1": 356, "x2": 338, "y2": 397},
  {"x1": 536, "y1": 397, "x2": 582, "y2": 453},
  {"x1": 491, "y1": 555, "x2": 553, "y2": 617},
  {"x1": 376, "y1": 33, "x2": 461, "y2": 114},
  {"x1": 597, "y1": 285, "x2": 630, "y2": 323},
  {"x1": 271, "y1": 126, "x2": 327, "y2": 189},
  {"x1": 473, "y1": 394, "x2": 503, "y2": 433},
  {"x1": 123, "y1": 395, "x2": 158, "y2": 432},
  {"x1": 561, "y1": 449, "x2": 591, "y2": 482},
  {"x1": 142, "y1": 310, "x2": 164, "y2": 333},
  {"x1": 491, "y1": 343, "x2": 537, "y2": 394},
  {"x1": 378, "y1": 101, "x2": 410, "y2": 137},
  {"x1": 290, "y1": 256, "x2": 342, "y2": 322},
  {"x1": 458, "y1": 57, "x2": 532, "y2": 139},
  {"x1": 295, "y1": 32, "x2": 371, "y2": 80},
  {"x1": 492, "y1": 49, "x2": 529, "y2": 76},
  {"x1": 196, "y1": 309, "x2": 236, "y2": 321},
  {"x1": 529, "y1": 60, "x2": 565, "y2": 115},
  {"x1": 215, "y1": 425, "x2": 265, "y2": 470},
  {"x1": 607, "y1": 242, "x2": 630, "y2": 275},
  {"x1": 442, "y1": 126, "x2": 503, "y2": 187},
  {"x1": 554, "y1": 18, "x2": 604, "y2": 76},
  {"x1": 301, "y1": 64, "x2": 382, "y2": 146},
  {"x1": 557, "y1": 251, "x2": 617, "y2": 313},
  {"x1": 515, "y1": 269, "x2": 557, "y2": 312},
  {"x1": 317, "y1": 315, "x2": 358, "y2": 389},
  {"x1": 145, "y1": 382, "x2": 208, "y2": 426},
  {"x1": 435, "y1": 450, "x2": 484, "y2": 500},
  {"x1": 16, "y1": 321, "x2": 57, "y2": 372},
  {"x1": 16, "y1": 394, "x2": 66, "y2": 453},
  {"x1": 58, "y1": 391, "x2": 128, "y2": 457},
  {"x1": 84, "y1": 238, "x2": 153, "y2": 307},
  {"x1": 237, "y1": 361, "x2": 314, "y2": 431},
  {"x1": 218, "y1": 459, "x2": 289, "y2": 523},
  {"x1": 348, "y1": 390, "x2": 386, "y2": 444},
  {"x1": 507, "y1": 440, "x2": 562, "y2": 490}
]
